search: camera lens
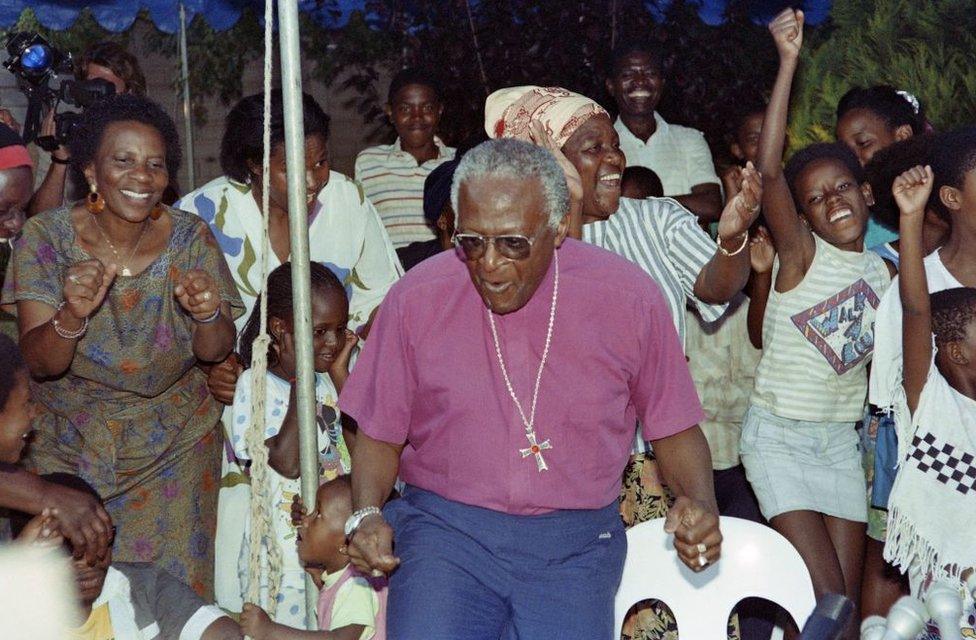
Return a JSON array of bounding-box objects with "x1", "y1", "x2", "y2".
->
[{"x1": 21, "y1": 43, "x2": 51, "y2": 73}]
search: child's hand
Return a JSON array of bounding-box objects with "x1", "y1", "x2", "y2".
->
[
  {"x1": 721, "y1": 165, "x2": 744, "y2": 202},
  {"x1": 893, "y1": 165, "x2": 934, "y2": 218},
  {"x1": 750, "y1": 225, "x2": 776, "y2": 273},
  {"x1": 328, "y1": 329, "x2": 359, "y2": 386},
  {"x1": 276, "y1": 331, "x2": 297, "y2": 381},
  {"x1": 717, "y1": 162, "x2": 763, "y2": 245},
  {"x1": 769, "y1": 8, "x2": 804, "y2": 60},
  {"x1": 240, "y1": 603, "x2": 274, "y2": 640},
  {"x1": 291, "y1": 493, "x2": 307, "y2": 527},
  {"x1": 17, "y1": 509, "x2": 64, "y2": 550}
]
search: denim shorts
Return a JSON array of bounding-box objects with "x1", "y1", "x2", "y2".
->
[{"x1": 739, "y1": 404, "x2": 867, "y2": 522}]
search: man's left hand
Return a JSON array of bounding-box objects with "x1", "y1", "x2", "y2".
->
[{"x1": 664, "y1": 496, "x2": 722, "y2": 572}]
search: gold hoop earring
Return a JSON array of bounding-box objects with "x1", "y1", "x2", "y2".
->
[{"x1": 86, "y1": 183, "x2": 105, "y2": 215}]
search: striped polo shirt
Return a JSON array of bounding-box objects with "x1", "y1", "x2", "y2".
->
[
  {"x1": 582, "y1": 196, "x2": 727, "y2": 348},
  {"x1": 355, "y1": 137, "x2": 455, "y2": 248},
  {"x1": 752, "y1": 234, "x2": 891, "y2": 422}
]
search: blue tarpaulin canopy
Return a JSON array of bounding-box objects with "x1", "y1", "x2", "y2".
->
[
  {"x1": 0, "y1": 0, "x2": 829, "y2": 34},
  {"x1": 0, "y1": 0, "x2": 364, "y2": 34}
]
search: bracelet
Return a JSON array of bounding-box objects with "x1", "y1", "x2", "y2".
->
[
  {"x1": 192, "y1": 307, "x2": 221, "y2": 324},
  {"x1": 51, "y1": 302, "x2": 88, "y2": 339},
  {"x1": 717, "y1": 232, "x2": 749, "y2": 257},
  {"x1": 49, "y1": 155, "x2": 70, "y2": 165}
]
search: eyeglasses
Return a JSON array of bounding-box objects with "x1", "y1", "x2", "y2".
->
[{"x1": 452, "y1": 229, "x2": 541, "y2": 261}]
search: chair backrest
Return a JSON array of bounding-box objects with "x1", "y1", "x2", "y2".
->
[{"x1": 614, "y1": 516, "x2": 816, "y2": 639}]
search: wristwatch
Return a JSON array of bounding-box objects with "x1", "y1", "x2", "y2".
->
[{"x1": 344, "y1": 506, "x2": 382, "y2": 539}]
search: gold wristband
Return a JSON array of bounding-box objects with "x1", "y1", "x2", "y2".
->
[{"x1": 717, "y1": 232, "x2": 749, "y2": 257}]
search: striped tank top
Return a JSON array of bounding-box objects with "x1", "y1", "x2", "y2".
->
[{"x1": 751, "y1": 234, "x2": 891, "y2": 422}]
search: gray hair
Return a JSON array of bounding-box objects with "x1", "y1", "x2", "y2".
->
[{"x1": 450, "y1": 139, "x2": 570, "y2": 230}]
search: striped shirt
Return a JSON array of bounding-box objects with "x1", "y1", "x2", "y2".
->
[
  {"x1": 752, "y1": 234, "x2": 891, "y2": 422},
  {"x1": 355, "y1": 137, "x2": 455, "y2": 248},
  {"x1": 583, "y1": 196, "x2": 727, "y2": 455},
  {"x1": 582, "y1": 196, "x2": 727, "y2": 348}
]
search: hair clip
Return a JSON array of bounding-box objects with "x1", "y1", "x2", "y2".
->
[{"x1": 896, "y1": 90, "x2": 921, "y2": 115}]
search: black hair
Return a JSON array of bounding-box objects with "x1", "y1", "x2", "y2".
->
[
  {"x1": 607, "y1": 39, "x2": 665, "y2": 77},
  {"x1": 387, "y1": 67, "x2": 440, "y2": 104},
  {"x1": 784, "y1": 142, "x2": 865, "y2": 207},
  {"x1": 621, "y1": 166, "x2": 664, "y2": 199},
  {"x1": 9, "y1": 473, "x2": 102, "y2": 539},
  {"x1": 238, "y1": 262, "x2": 348, "y2": 369},
  {"x1": 728, "y1": 96, "x2": 767, "y2": 142},
  {"x1": 865, "y1": 133, "x2": 937, "y2": 230},
  {"x1": 220, "y1": 91, "x2": 331, "y2": 183},
  {"x1": 68, "y1": 93, "x2": 181, "y2": 182},
  {"x1": 0, "y1": 333, "x2": 26, "y2": 412},
  {"x1": 928, "y1": 126, "x2": 976, "y2": 221},
  {"x1": 836, "y1": 85, "x2": 923, "y2": 135},
  {"x1": 931, "y1": 287, "x2": 976, "y2": 350}
]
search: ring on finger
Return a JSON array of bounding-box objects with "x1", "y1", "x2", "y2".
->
[
  {"x1": 696, "y1": 543, "x2": 707, "y2": 554},
  {"x1": 68, "y1": 274, "x2": 80, "y2": 284},
  {"x1": 698, "y1": 553, "x2": 708, "y2": 567}
]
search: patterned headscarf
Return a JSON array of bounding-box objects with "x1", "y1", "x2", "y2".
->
[{"x1": 485, "y1": 86, "x2": 608, "y2": 148}]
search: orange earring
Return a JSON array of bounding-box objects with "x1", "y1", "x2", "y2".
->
[
  {"x1": 86, "y1": 183, "x2": 105, "y2": 215},
  {"x1": 150, "y1": 203, "x2": 164, "y2": 220}
]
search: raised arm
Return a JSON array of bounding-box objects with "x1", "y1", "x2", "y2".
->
[
  {"x1": 894, "y1": 165, "x2": 935, "y2": 413},
  {"x1": 758, "y1": 8, "x2": 814, "y2": 273},
  {"x1": 693, "y1": 163, "x2": 763, "y2": 303}
]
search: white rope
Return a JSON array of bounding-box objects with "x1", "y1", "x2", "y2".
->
[{"x1": 243, "y1": 0, "x2": 283, "y2": 626}]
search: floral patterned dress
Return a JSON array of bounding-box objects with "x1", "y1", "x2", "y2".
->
[{"x1": 2, "y1": 206, "x2": 243, "y2": 597}]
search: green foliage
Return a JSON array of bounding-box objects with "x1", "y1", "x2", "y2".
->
[
  {"x1": 142, "y1": 11, "x2": 265, "y2": 123},
  {"x1": 788, "y1": 0, "x2": 976, "y2": 153},
  {"x1": 307, "y1": 0, "x2": 779, "y2": 155}
]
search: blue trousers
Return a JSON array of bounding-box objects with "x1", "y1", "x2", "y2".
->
[{"x1": 384, "y1": 486, "x2": 627, "y2": 640}]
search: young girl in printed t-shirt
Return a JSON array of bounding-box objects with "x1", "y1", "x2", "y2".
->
[
  {"x1": 738, "y1": 10, "x2": 893, "y2": 631},
  {"x1": 231, "y1": 262, "x2": 358, "y2": 629},
  {"x1": 883, "y1": 165, "x2": 976, "y2": 637}
]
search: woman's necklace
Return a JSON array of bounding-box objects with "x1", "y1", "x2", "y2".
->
[
  {"x1": 89, "y1": 213, "x2": 150, "y2": 277},
  {"x1": 486, "y1": 250, "x2": 559, "y2": 472}
]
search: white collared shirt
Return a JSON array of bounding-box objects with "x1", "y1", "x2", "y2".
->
[
  {"x1": 355, "y1": 137, "x2": 456, "y2": 248},
  {"x1": 614, "y1": 113, "x2": 719, "y2": 197}
]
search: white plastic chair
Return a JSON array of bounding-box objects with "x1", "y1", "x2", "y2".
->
[{"x1": 614, "y1": 516, "x2": 816, "y2": 639}]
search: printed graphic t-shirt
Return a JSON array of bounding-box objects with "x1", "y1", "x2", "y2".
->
[{"x1": 751, "y1": 234, "x2": 891, "y2": 422}]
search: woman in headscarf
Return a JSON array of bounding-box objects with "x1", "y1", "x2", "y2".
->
[{"x1": 487, "y1": 86, "x2": 763, "y2": 640}]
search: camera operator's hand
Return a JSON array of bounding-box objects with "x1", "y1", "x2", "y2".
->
[
  {"x1": 0, "y1": 109, "x2": 21, "y2": 135},
  {"x1": 41, "y1": 109, "x2": 69, "y2": 162}
]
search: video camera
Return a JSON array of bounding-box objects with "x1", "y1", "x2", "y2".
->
[{"x1": 3, "y1": 32, "x2": 116, "y2": 149}]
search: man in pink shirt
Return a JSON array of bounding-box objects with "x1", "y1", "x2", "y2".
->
[{"x1": 341, "y1": 139, "x2": 721, "y2": 639}]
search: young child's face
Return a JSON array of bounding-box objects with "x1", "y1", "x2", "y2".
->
[
  {"x1": 0, "y1": 370, "x2": 35, "y2": 463},
  {"x1": 732, "y1": 112, "x2": 764, "y2": 165},
  {"x1": 388, "y1": 83, "x2": 442, "y2": 150},
  {"x1": 310, "y1": 288, "x2": 349, "y2": 373},
  {"x1": 296, "y1": 482, "x2": 348, "y2": 571},
  {"x1": 794, "y1": 158, "x2": 871, "y2": 248},
  {"x1": 836, "y1": 108, "x2": 901, "y2": 167},
  {"x1": 73, "y1": 548, "x2": 111, "y2": 608}
]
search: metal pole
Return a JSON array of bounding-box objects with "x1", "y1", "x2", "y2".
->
[
  {"x1": 178, "y1": 2, "x2": 196, "y2": 190},
  {"x1": 277, "y1": 0, "x2": 319, "y2": 627}
]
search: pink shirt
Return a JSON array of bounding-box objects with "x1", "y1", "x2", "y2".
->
[{"x1": 340, "y1": 239, "x2": 703, "y2": 515}]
